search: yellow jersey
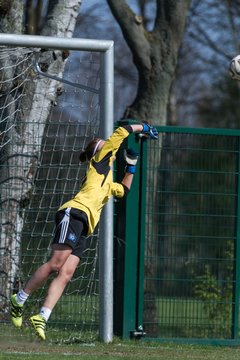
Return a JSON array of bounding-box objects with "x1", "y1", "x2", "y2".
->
[{"x1": 58, "y1": 126, "x2": 131, "y2": 235}]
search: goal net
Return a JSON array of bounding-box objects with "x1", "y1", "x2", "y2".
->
[{"x1": 0, "y1": 41, "x2": 107, "y2": 343}]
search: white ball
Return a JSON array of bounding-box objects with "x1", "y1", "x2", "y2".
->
[{"x1": 229, "y1": 55, "x2": 240, "y2": 80}]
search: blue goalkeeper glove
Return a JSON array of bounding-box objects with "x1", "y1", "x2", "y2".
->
[
  {"x1": 124, "y1": 148, "x2": 139, "y2": 174},
  {"x1": 141, "y1": 123, "x2": 158, "y2": 140}
]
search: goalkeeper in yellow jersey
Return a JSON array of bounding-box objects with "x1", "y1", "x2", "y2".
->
[{"x1": 9, "y1": 122, "x2": 158, "y2": 340}]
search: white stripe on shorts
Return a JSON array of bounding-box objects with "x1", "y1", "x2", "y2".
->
[{"x1": 59, "y1": 207, "x2": 71, "y2": 244}]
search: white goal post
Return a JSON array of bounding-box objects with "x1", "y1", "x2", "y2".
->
[{"x1": 0, "y1": 33, "x2": 114, "y2": 343}]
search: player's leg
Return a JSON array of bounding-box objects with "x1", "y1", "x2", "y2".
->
[
  {"x1": 29, "y1": 209, "x2": 87, "y2": 340},
  {"x1": 43, "y1": 253, "x2": 80, "y2": 311},
  {"x1": 24, "y1": 244, "x2": 72, "y2": 294},
  {"x1": 29, "y1": 253, "x2": 80, "y2": 340},
  {"x1": 10, "y1": 208, "x2": 72, "y2": 328},
  {"x1": 10, "y1": 244, "x2": 72, "y2": 328},
  {"x1": 39, "y1": 209, "x2": 86, "y2": 311}
]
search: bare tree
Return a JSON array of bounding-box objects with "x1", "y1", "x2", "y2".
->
[{"x1": 0, "y1": 0, "x2": 82, "y2": 310}]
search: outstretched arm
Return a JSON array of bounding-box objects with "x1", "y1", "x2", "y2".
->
[
  {"x1": 121, "y1": 148, "x2": 139, "y2": 192},
  {"x1": 110, "y1": 122, "x2": 158, "y2": 197},
  {"x1": 129, "y1": 124, "x2": 144, "y2": 133},
  {"x1": 120, "y1": 123, "x2": 158, "y2": 192},
  {"x1": 128, "y1": 123, "x2": 158, "y2": 140}
]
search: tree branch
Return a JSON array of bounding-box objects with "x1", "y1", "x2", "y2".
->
[
  {"x1": 107, "y1": 0, "x2": 151, "y2": 70},
  {"x1": 154, "y1": 0, "x2": 191, "y2": 49}
]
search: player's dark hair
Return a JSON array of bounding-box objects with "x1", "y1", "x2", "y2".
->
[{"x1": 79, "y1": 138, "x2": 102, "y2": 162}]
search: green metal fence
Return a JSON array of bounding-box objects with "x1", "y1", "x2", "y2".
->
[{"x1": 114, "y1": 125, "x2": 240, "y2": 345}]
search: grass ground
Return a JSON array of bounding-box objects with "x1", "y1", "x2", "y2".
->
[
  {"x1": 1, "y1": 296, "x2": 238, "y2": 360},
  {"x1": 1, "y1": 322, "x2": 240, "y2": 360},
  {"x1": 1, "y1": 338, "x2": 240, "y2": 360}
]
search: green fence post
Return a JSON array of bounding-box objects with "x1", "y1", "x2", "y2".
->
[
  {"x1": 114, "y1": 128, "x2": 141, "y2": 338},
  {"x1": 232, "y1": 137, "x2": 240, "y2": 339},
  {"x1": 135, "y1": 137, "x2": 147, "y2": 337}
]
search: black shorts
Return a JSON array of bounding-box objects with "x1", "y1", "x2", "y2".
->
[{"x1": 52, "y1": 207, "x2": 89, "y2": 259}]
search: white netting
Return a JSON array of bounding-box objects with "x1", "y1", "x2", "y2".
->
[
  {"x1": 0, "y1": 46, "x2": 101, "y2": 343},
  {"x1": 0, "y1": 48, "x2": 33, "y2": 150}
]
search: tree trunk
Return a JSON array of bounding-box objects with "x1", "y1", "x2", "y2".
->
[
  {"x1": 0, "y1": 0, "x2": 82, "y2": 310},
  {"x1": 107, "y1": 0, "x2": 191, "y2": 336}
]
